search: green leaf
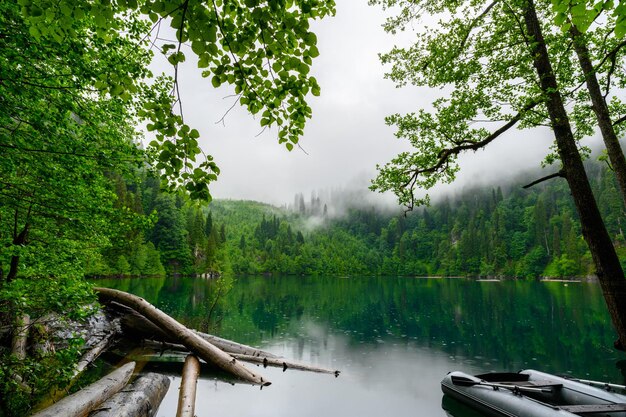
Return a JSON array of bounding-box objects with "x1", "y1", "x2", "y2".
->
[
  {"x1": 191, "y1": 41, "x2": 205, "y2": 55},
  {"x1": 308, "y1": 45, "x2": 320, "y2": 58},
  {"x1": 304, "y1": 32, "x2": 317, "y2": 46},
  {"x1": 28, "y1": 25, "x2": 40, "y2": 39},
  {"x1": 95, "y1": 12, "x2": 106, "y2": 27},
  {"x1": 198, "y1": 54, "x2": 210, "y2": 68}
]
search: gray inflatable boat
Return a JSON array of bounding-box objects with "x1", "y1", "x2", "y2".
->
[{"x1": 441, "y1": 369, "x2": 626, "y2": 417}]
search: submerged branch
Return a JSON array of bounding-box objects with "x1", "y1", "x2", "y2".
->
[{"x1": 137, "y1": 339, "x2": 339, "y2": 375}]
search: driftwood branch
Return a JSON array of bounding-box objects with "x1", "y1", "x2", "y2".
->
[
  {"x1": 114, "y1": 302, "x2": 277, "y2": 358},
  {"x1": 198, "y1": 332, "x2": 279, "y2": 358},
  {"x1": 176, "y1": 355, "x2": 200, "y2": 417},
  {"x1": 522, "y1": 170, "x2": 565, "y2": 189},
  {"x1": 96, "y1": 287, "x2": 270, "y2": 386},
  {"x1": 138, "y1": 339, "x2": 340, "y2": 375},
  {"x1": 30, "y1": 362, "x2": 136, "y2": 417},
  {"x1": 230, "y1": 353, "x2": 341, "y2": 376},
  {"x1": 89, "y1": 372, "x2": 170, "y2": 417}
]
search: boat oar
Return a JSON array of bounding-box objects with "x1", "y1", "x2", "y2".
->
[
  {"x1": 451, "y1": 375, "x2": 554, "y2": 393},
  {"x1": 567, "y1": 377, "x2": 626, "y2": 392}
]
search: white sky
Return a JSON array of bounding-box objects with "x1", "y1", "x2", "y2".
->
[{"x1": 155, "y1": 1, "x2": 560, "y2": 207}]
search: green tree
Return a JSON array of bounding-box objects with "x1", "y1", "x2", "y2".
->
[
  {"x1": 19, "y1": 0, "x2": 336, "y2": 199},
  {"x1": 142, "y1": 242, "x2": 167, "y2": 275},
  {"x1": 370, "y1": 0, "x2": 626, "y2": 348},
  {"x1": 150, "y1": 194, "x2": 192, "y2": 273},
  {"x1": 549, "y1": 0, "x2": 626, "y2": 36},
  {"x1": 0, "y1": 0, "x2": 337, "y2": 412},
  {"x1": 528, "y1": 2, "x2": 626, "y2": 211}
]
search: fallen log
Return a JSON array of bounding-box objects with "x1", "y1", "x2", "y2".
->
[
  {"x1": 30, "y1": 362, "x2": 136, "y2": 417},
  {"x1": 134, "y1": 340, "x2": 340, "y2": 375},
  {"x1": 89, "y1": 372, "x2": 170, "y2": 417},
  {"x1": 113, "y1": 302, "x2": 170, "y2": 341},
  {"x1": 33, "y1": 314, "x2": 122, "y2": 411},
  {"x1": 96, "y1": 287, "x2": 270, "y2": 386},
  {"x1": 230, "y1": 353, "x2": 341, "y2": 376},
  {"x1": 198, "y1": 332, "x2": 278, "y2": 358},
  {"x1": 176, "y1": 355, "x2": 201, "y2": 417},
  {"x1": 74, "y1": 319, "x2": 121, "y2": 378},
  {"x1": 114, "y1": 302, "x2": 277, "y2": 358}
]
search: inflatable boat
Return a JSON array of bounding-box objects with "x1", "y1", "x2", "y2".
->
[{"x1": 441, "y1": 369, "x2": 626, "y2": 417}]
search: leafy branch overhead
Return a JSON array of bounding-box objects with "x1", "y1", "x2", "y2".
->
[
  {"x1": 370, "y1": 0, "x2": 626, "y2": 210},
  {"x1": 18, "y1": 0, "x2": 336, "y2": 200},
  {"x1": 549, "y1": 0, "x2": 626, "y2": 36}
]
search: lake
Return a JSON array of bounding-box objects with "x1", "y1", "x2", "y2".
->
[{"x1": 94, "y1": 276, "x2": 626, "y2": 417}]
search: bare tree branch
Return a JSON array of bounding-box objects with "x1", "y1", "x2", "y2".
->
[
  {"x1": 411, "y1": 100, "x2": 541, "y2": 178},
  {"x1": 522, "y1": 170, "x2": 564, "y2": 189}
]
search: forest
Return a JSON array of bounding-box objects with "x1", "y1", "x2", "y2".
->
[
  {"x1": 5, "y1": 0, "x2": 626, "y2": 415},
  {"x1": 89, "y1": 160, "x2": 626, "y2": 280}
]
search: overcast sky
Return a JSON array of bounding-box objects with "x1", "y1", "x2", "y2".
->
[{"x1": 161, "y1": 1, "x2": 559, "y2": 207}]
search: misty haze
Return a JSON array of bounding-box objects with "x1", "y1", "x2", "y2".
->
[{"x1": 4, "y1": 1, "x2": 626, "y2": 417}]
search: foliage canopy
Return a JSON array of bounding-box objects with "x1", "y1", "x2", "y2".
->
[{"x1": 369, "y1": 0, "x2": 626, "y2": 209}]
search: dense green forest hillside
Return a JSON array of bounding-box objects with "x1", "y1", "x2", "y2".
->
[{"x1": 91, "y1": 162, "x2": 626, "y2": 279}]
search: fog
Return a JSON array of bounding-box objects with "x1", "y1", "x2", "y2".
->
[{"x1": 149, "y1": 1, "x2": 576, "y2": 209}]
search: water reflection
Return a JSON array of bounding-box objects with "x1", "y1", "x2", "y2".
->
[{"x1": 94, "y1": 276, "x2": 624, "y2": 417}]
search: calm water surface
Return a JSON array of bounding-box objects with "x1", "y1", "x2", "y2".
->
[{"x1": 94, "y1": 276, "x2": 626, "y2": 417}]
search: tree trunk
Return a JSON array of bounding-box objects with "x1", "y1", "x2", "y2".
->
[
  {"x1": 524, "y1": 0, "x2": 626, "y2": 349},
  {"x1": 176, "y1": 355, "x2": 200, "y2": 417},
  {"x1": 96, "y1": 287, "x2": 270, "y2": 386},
  {"x1": 30, "y1": 362, "x2": 136, "y2": 417},
  {"x1": 89, "y1": 372, "x2": 170, "y2": 417},
  {"x1": 7, "y1": 222, "x2": 29, "y2": 283},
  {"x1": 11, "y1": 313, "x2": 31, "y2": 393},
  {"x1": 11, "y1": 313, "x2": 29, "y2": 360},
  {"x1": 569, "y1": 25, "x2": 626, "y2": 210}
]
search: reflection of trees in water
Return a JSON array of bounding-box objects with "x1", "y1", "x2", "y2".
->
[{"x1": 95, "y1": 276, "x2": 619, "y2": 382}]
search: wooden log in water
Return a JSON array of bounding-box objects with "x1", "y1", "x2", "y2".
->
[
  {"x1": 30, "y1": 362, "x2": 136, "y2": 417},
  {"x1": 230, "y1": 353, "x2": 341, "y2": 376},
  {"x1": 176, "y1": 355, "x2": 201, "y2": 417},
  {"x1": 113, "y1": 302, "x2": 170, "y2": 341},
  {"x1": 198, "y1": 332, "x2": 279, "y2": 358},
  {"x1": 96, "y1": 287, "x2": 270, "y2": 386},
  {"x1": 89, "y1": 372, "x2": 170, "y2": 417},
  {"x1": 114, "y1": 302, "x2": 278, "y2": 358},
  {"x1": 136, "y1": 340, "x2": 340, "y2": 375}
]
